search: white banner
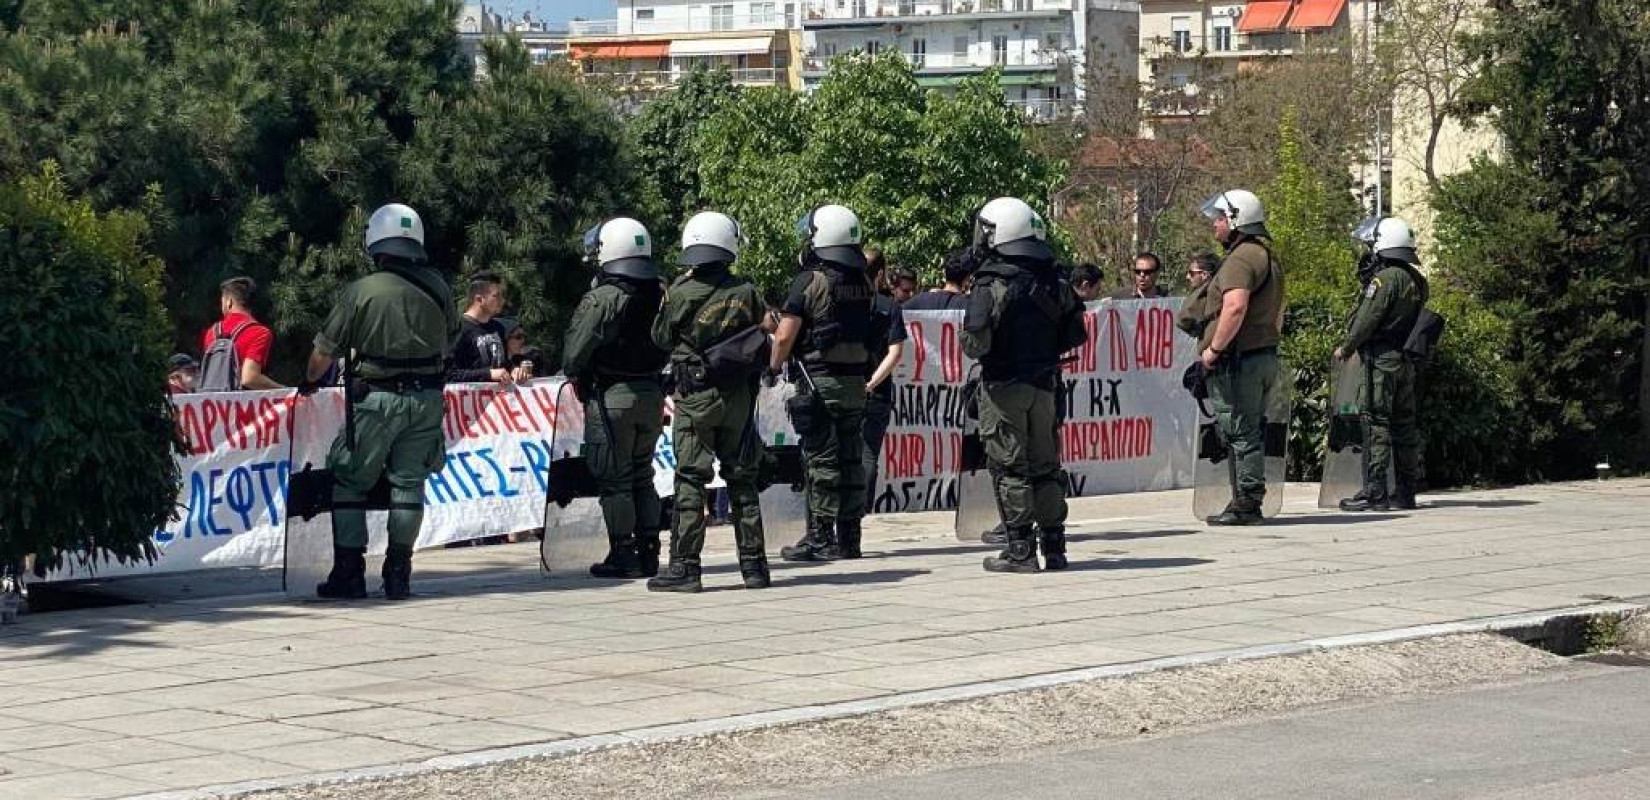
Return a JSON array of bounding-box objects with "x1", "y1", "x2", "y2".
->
[{"x1": 52, "y1": 300, "x2": 1194, "y2": 580}]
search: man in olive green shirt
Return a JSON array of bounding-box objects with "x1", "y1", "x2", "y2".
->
[
  {"x1": 563, "y1": 217, "x2": 671, "y2": 580},
  {"x1": 647, "y1": 212, "x2": 771, "y2": 593},
  {"x1": 302, "y1": 203, "x2": 458, "y2": 600},
  {"x1": 1198, "y1": 190, "x2": 1286, "y2": 526},
  {"x1": 1335, "y1": 217, "x2": 1427, "y2": 512}
]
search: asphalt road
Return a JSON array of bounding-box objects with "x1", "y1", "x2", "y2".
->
[{"x1": 754, "y1": 662, "x2": 1650, "y2": 800}]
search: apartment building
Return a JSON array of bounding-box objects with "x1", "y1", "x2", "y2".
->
[
  {"x1": 799, "y1": 0, "x2": 1098, "y2": 121},
  {"x1": 563, "y1": 1, "x2": 804, "y2": 91}
]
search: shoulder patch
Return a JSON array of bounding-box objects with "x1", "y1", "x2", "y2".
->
[{"x1": 1363, "y1": 279, "x2": 1380, "y2": 298}]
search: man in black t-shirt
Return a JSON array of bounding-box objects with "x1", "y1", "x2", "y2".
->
[
  {"x1": 447, "y1": 272, "x2": 512, "y2": 384},
  {"x1": 861, "y1": 251, "x2": 908, "y2": 534},
  {"x1": 904, "y1": 246, "x2": 979, "y2": 311}
]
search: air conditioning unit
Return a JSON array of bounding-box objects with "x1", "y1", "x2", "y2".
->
[{"x1": 1213, "y1": 5, "x2": 1242, "y2": 16}]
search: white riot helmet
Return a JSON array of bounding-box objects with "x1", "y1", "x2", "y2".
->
[
  {"x1": 1200, "y1": 189, "x2": 1269, "y2": 238},
  {"x1": 1353, "y1": 216, "x2": 1421, "y2": 265},
  {"x1": 364, "y1": 203, "x2": 428, "y2": 263},
  {"x1": 582, "y1": 217, "x2": 658, "y2": 280},
  {"x1": 680, "y1": 211, "x2": 742, "y2": 267},
  {"x1": 973, "y1": 197, "x2": 1053, "y2": 263},
  {"x1": 796, "y1": 204, "x2": 867, "y2": 271}
]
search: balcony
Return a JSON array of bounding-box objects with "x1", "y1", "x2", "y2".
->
[
  {"x1": 803, "y1": 47, "x2": 1064, "y2": 73},
  {"x1": 1140, "y1": 31, "x2": 1332, "y2": 59},
  {"x1": 801, "y1": 0, "x2": 1071, "y2": 28},
  {"x1": 1008, "y1": 97, "x2": 1063, "y2": 121},
  {"x1": 582, "y1": 67, "x2": 785, "y2": 89},
  {"x1": 568, "y1": 12, "x2": 795, "y2": 38}
]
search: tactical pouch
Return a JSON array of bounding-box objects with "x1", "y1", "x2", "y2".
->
[
  {"x1": 703, "y1": 325, "x2": 772, "y2": 381},
  {"x1": 1404, "y1": 309, "x2": 1446, "y2": 362},
  {"x1": 1197, "y1": 422, "x2": 1226, "y2": 463}
]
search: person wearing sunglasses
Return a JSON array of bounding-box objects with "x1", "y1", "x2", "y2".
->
[{"x1": 1109, "y1": 252, "x2": 1170, "y2": 300}]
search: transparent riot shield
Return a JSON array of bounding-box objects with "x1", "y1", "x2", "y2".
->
[
  {"x1": 1319, "y1": 354, "x2": 1368, "y2": 508},
  {"x1": 1191, "y1": 370, "x2": 1289, "y2": 520},
  {"x1": 283, "y1": 389, "x2": 390, "y2": 599},
  {"x1": 540, "y1": 381, "x2": 614, "y2": 578},
  {"x1": 953, "y1": 379, "x2": 1000, "y2": 542},
  {"x1": 756, "y1": 376, "x2": 808, "y2": 552}
]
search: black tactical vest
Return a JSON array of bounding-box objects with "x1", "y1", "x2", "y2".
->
[
  {"x1": 801, "y1": 265, "x2": 874, "y2": 374},
  {"x1": 979, "y1": 264, "x2": 1065, "y2": 383},
  {"x1": 593, "y1": 275, "x2": 669, "y2": 380}
]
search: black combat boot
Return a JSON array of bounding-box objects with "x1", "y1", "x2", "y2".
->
[
  {"x1": 739, "y1": 555, "x2": 772, "y2": 589},
  {"x1": 635, "y1": 531, "x2": 662, "y2": 578},
  {"x1": 316, "y1": 546, "x2": 367, "y2": 600},
  {"x1": 1390, "y1": 480, "x2": 1418, "y2": 510},
  {"x1": 1207, "y1": 496, "x2": 1264, "y2": 526},
  {"x1": 837, "y1": 518, "x2": 863, "y2": 559},
  {"x1": 381, "y1": 543, "x2": 414, "y2": 600},
  {"x1": 589, "y1": 536, "x2": 645, "y2": 579},
  {"x1": 781, "y1": 516, "x2": 839, "y2": 562},
  {"x1": 981, "y1": 524, "x2": 1008, "y2": 546},
  {"x1": 1339, "y1": 488, "x2": 1390, "y2": 512},
  {"x1": 646, "y1": 561, "x2": 702, "y2": 593},
  {"x1": 1038, "y1": 527, "x2": 1069, "y2": 571},
  {"x1": 983, "y1": 527, "x2": 1040, "y2": 573}
]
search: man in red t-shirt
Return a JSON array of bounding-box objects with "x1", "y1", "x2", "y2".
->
[{"x1": 200, "y1": 276, "x2": 283, "y2": 390}]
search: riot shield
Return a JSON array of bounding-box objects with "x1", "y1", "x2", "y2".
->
[
  {"x1": 1319, "y1": 354, "x2": 1368, "y2": 508},
  {"x1": 540, "y1": 382, "x2": 613, "y2": 578},
  {"x1": 953, "y1": 380, "x2": 999, "y2": 542},
  {"x1": 283, "y1": 389, "x2": 391, "y2": 599},
  {"x1": 1191, "y1": 371, "x2": 1290, "y2": 520},
  {"x1": 756, "y1": 377, "x2": 808, "y2": 553}
]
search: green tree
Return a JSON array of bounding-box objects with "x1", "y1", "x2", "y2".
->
[
  {"x1": 1437, "y1": 0, "x2": 1650, "y2": 475},
  {"x1": 694, "y1": 53, "x2": 1063, "y2": 291},
  {"x1": 628, "y1": 66, "x2": 739, "y2": 259},
  {"x1": 0, "y1": 166, "x2": 183, "y2": 570}
]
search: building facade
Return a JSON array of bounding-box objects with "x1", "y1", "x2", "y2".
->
[
  {"x1": 563, "y1": 1, "x2": 804, "y2": 91},
  {"x1": 799, "y1": 0, "x2": 1092, "y2": 121}
]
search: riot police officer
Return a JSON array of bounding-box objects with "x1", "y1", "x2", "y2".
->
[
  {"x1": 962, "y1": 197, "x2": 1087, "y2": 573},
  {"x1": 648, "y1": 212, "x2": 771, "y2": 592},
  {"x1": 768, "y1": 204, "x2": 876, "y2": 563},
  {"x1": 1199, "y1": 189, "x2": 1286, "y2": 526},
  {"x1": 562, "y1": 217, "x2": 671, "y2": 579},
  {"x1": 303, "y1": 203, "x2": 458, "y2": 600},
  {"x1": 1336, "y1": 217, "x2": 1426, "y2": 512}
]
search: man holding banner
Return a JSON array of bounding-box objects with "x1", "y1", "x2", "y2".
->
[
  {"x1": 963, "y1": 197, "x2": 1087, "y2": 573},
  {"x1": 301, "y1": 203, "x2": 457, "y2": 600}
]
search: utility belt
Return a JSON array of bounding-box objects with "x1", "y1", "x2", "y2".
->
[
  {"x1": 797, "y1": 358, "x2": 871, "y2": 379},
  {"x1": 979, "y1": 365, "x2": 1061, "y2": 391},
  {"x1": 671, "y1": 362, "x2": 723, "y2": 397},
  {"x1": 356, "y1": 373, "x2": 444, "y2": 397}
]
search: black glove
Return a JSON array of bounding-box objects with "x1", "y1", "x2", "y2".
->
[
  {"x1": 761, "y1": 367, "x2": 780, "y2": 388},
  {"x1": 569, "y1": 379, "x2": 589, "y2": 404}
]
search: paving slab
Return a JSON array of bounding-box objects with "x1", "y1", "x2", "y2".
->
[{"x1": 4, "y1": 479, "x2": 1649, "y2": 800}]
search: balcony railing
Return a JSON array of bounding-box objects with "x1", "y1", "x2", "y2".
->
[
  {"x1": 1141, "y1": 31, "x2": 1327, "y2": 59},
  {"x1": 582, "y1": 67, "x2": 783, "y2": 88},
  {"x1": 802, "y1": 0, "x2": 1071, "y2": 23},
  {"x1": 803, "y1": 47, "x2": 1063, "y2": 71},
  {"x1": 568, "y1": 12, "x2": 794, "y2": 37},
  {"x1": 1008, "y1": 97, "x2": 1063, "y2": 120}
]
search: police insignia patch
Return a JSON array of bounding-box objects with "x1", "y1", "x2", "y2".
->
[{"x1": 1363, "y1": 280, "x2": 1379, "y2": 298}]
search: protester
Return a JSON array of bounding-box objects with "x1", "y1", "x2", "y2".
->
[
  {"x1": 448, "y1": 271, "x2": 513, "y2": 385},
  {"x1": 888, "y1": 264, "x2": 919, "y2": 304},
  {"x1": 500, "y1": 318, "x2": 544, "y2": 381},
  {"x1": 860, "y1": 249, "x2": 908, "y2": 545},
  {"x1": 166, "y1": 354, "x2": 199, "y2": 395},
  {"x1": 198, "y1": 277, "x2": 282, "y2": 392},
  {"x1": 1110, "y1": 252, "x2": 1170, "y2": 299},
  {"x1": 1071, "y1": 263, "x2": 1104, "y2": 303},
  {"x1": 904, "y1": 246, "x2": 977, "y2": 310}
]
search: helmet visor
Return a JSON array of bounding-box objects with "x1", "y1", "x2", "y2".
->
[
  {"x1": 581, "y1": 224, "x2": 603, "y2": 259},
  {"x1": 794, "y1": 211, "x2": 814, "y2": 240},
  {"x1": 1352, "y1": 216, "x2": 1381, "y2": 245},
  {"x1": 1199, "y1": 193, "x2": 1230, "y2": 221}
]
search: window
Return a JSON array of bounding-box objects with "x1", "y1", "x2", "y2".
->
[
  {"x1": 991, "y1": 34, "x2": 1008, "y2": 65},
  {"x1": 1171, "y1": 16, "x2": 1192, "y2": 53},
  {"x1": 853, "y1": 0, "x2": 867, "y2": 16},
  {"x1": 865, "y1": 39, "x2": 881, "y2": 55},
  {"x1": 1043, "y1": 31, "x2": 1063, "y2": 51},
  {"x1": 899, "y1": 0, "x2": 917, "y2": 14},
  {"x1": 752, "y1": 2, "x2": 776, "y2": 23},
  {"x1": 909, "y1": 37, "x2": 926, "y2": 68},
  {"x1": 954, "y1": 35, "x2": 970, "y2": 65},
  {"x1": 711, "y1": 4, "x2": 734, "y2": 30},
  {"x1": 636, "y1": 9, "x2": 655, "y2": 19},
  {"x1": 1212, "y1": 17, "x2": 1233, "y2": 52}
]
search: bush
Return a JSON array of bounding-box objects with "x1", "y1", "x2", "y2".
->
[{"x1": 0, "y1": 166, "x2": 183, "y2": 570}]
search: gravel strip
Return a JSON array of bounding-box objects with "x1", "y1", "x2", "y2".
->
[{"x1": 246, "y1": 633, "x2": 1568, "y2": 800}]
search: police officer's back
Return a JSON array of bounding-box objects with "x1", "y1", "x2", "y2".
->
[
  {"x1": 304, "y1": 203, "x2": 458, "y2": 600},
  {"x1": 562, "y1": 218, "x2": 671, "y2": 579},
  {"x1": 647, "y1": 212, "x2": 772, "y2": 593},
  {"x1": 962, "y1": 197, "x2": 1087, "y2": 573}
]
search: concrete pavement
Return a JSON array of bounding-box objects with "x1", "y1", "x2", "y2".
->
[{"x1": 1, "y1": 479, "x2": 1647, "y2": 799}]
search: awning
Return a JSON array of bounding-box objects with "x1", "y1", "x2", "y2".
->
[
  {"x1": 1236, "y1": 0, "x2": 1293, "y2": 32},
  {"x1": 669, "y1": 36, "x2": 773, "y2": 57},
  {"x1": 1286, "y1": 0, "x2": 1346, "y2": 29},
  {"x1": 571, "y1": 42, "x2": 671, "y2": 60}
]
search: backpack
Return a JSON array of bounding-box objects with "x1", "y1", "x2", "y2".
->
[
  {"x1": 198, "y1": 320, "x2": 254, "y2": 392},
  {"x1": 1399, "y1": 265, "x2": 1446, "y2": 362},
  {"x1": 683, "y1": 277, "x2": 770, "y2": 382}
]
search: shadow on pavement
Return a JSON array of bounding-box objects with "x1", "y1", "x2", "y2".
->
[
  {"x1": 1068, "y1": 529, "x2": 1199, "y2": 544},
  {"x1": 767, "y1": 568, "x2": 931, "y2": 589},
  {"x1": 1263, "y1": 514, "x2": 1407, "y2": 526},
  {"x1": 1422, "y1": 499, "x2": 1538, "y2": 509},
  {"x1": 1060, "y1": 557, "x2": 1214, "y2": 572}
]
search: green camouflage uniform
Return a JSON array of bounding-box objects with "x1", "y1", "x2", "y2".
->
[
  {"x1": 651, "y1": 267, "x2": 767, "y2": 568},
  {"x1": 1341, "y1": 262, "x2": 1423, "y2": 497},
  {"x1": 313, "y1": 260, "x2": 458, "y2": 549},
  {"x1": 562, "y1": 277, "x2": 667, "y2": 560}
]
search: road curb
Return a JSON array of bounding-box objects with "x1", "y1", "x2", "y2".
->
[{"x1": 120, "y1": 600, "x2": 1644, "y2": 800}]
